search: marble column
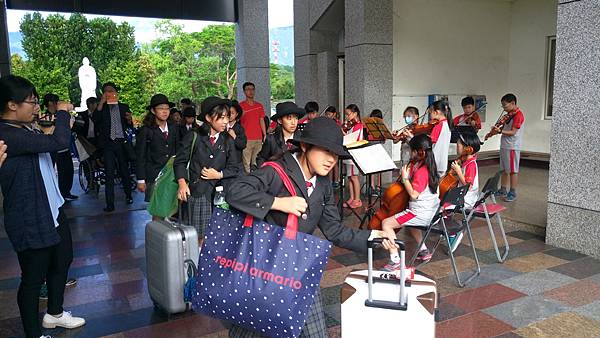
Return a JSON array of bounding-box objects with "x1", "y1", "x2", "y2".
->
[
  {"x1": 547, "y1": 0, "x2": 600, "y2": 258},
  {"x1": 235, "y1": 0, "x2": 271, "y2": 114},
  {"x1": 0, "y1": 0, "x2": 11, "y2": 76},
  {"x1": 317, "y1": 50, "x2": 338, "y2": 110},
  {"x1": 294, "y1": 0, "x2": 318, "y2": 106}
]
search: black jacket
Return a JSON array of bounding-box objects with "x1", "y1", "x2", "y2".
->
[
  {"x1": 0, "y1": 111, "x2": 71, "y2": 252},
  {"x1": 91, "y1": 102, "x2": 130, "y2": 148},
  {"x1": 135, "y1": 123, "x2": 180, "y2": 183},
  {"x1": 174, "y1": 128, "x2": 241, "y2": 199},
  {"x1": 256, "y1": 129, "x2": 300, "y2": 167},
  {"x1": 229, "y1": 121, "x2": 247, "y2": 160},
  {"x1": 179, "y1": 122, "x2": 201, "y2": 139},
  {"x1": 226, "y1": 152, "x2": 371, "y2": 253},
  {"x1": 73, "y1": 110, "x2": 97, "y2": 141}
]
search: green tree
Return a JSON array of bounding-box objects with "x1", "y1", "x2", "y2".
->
[
  {"x1": 14, "y1": 12, "x2": 141, "y2": 110},
  {"x1": 270, "y1": 64, "x2": 295, "y2": 101},
  {"x1": 144, "y1": 21, "x2": 237, "y2": 103}
]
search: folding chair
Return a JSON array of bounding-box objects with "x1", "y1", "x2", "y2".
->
[
  {"x1": 408, "y1": 185, "x2": 481, "y2": 287},
  {"x1": 466, "y1": 171, "x2": 510, "y2": 263}
]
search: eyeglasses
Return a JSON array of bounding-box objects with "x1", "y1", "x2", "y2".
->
[{"x1": 23, "y1": 99, "x2": 41, "y2": 106}]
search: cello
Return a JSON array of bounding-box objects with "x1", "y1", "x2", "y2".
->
[{"x1": 368, "y1": 171, "x2": 410, "y2": 230}]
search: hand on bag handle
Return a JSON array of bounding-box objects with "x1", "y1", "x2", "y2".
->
[
  {"x1": 243, "y1": 161, "x2": 300, "y2": 240},
  {"x1": 366, "y1": 238, "x2": 408, "y2": 310}
]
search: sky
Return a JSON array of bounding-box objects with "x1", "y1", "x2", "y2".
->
[{"x1": 6, "y1": 0, "x2": 294, "y2": 44}]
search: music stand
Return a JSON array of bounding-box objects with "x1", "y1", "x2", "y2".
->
[
  {"x1": 362, "y1": 117, "x2": 395, "y2": 141},
  {"x1": 344, "y1": 142, "x2": 397, "y2": 228}
]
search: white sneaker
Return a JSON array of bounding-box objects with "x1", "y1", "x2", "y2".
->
[
  {"x1": 40, "y1": 335, "x2": 51, "y2": 338},
  {"x1": 42, "y1": 311, "x2": 86, "y2": 329}
]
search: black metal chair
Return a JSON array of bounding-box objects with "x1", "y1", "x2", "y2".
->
[{"x1": 407, "y1": 185, "x2": 481, "y2": 287}]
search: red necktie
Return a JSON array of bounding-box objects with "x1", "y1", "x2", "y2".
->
[
  {"x1": 287, "y1": 143, "x2": 293, "y2": 151},
  {"x1": 163, "y1": 131, "x2": 168, "y2": 141},
  {"x1": 305, "y1": 181, "x2": 313, "y2": 188},
  {"x1": 210, "y1": 136, "x2": 216, "y2": 145}
]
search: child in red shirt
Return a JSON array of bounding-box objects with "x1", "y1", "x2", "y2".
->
[{"x1": 453, "y1": 96, "x2": 482, "y2": 131}]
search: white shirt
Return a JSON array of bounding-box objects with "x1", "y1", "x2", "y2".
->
[{"x1": 292, "y1": 153, "x2": 316, "y2": 196}]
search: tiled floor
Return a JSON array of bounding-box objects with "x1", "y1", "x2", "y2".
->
[{"x1": 1, "y1": 165, "x2": 599, "y2": 338}]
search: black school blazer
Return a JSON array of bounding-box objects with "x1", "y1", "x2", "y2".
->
[
  {"x1": 256, "y1": 129, "x2": 300, "y2": 167},
  {"x1": 226, "y1": 152, "x2": 371, "y2": 254},
  {"x1": 174, "y1": 128, "x2": 241, "y2": 199},
  {"x1": 135, "y1": 123, "x2": 180, "y2": 183}
]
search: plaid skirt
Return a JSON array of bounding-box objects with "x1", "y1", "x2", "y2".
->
[
  {"x1": 188, "y1": 194, "x2": 212, "y2": 239},
  {"x1": 228, "y1": 289, "x2": 326, "y2": 338}
]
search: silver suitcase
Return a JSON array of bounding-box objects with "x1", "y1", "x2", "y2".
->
[{"x1": 145, "y1": 217, "x2": 199, "y2": 314}]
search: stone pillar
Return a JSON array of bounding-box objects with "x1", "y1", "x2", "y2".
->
[
  {"x1": 317, "y1": 50, "x2": 338, "y2": 110},
  {"x1": 235, "y1": 0, "x2": 271, "y2": 114},
  {"x1": 547, "y1": 0, "x2": 600, "y2": 258},
  {"x1": 0, "y1": 0, "x2": 11, "y2": 76},
  {"x1": 344, "y1": 0, "x2": 393, "y2": 148},
  {"x1": 294, "y1": 0, "x2": 318, "y2": 106}
]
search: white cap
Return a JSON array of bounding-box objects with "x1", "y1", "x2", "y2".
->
[{"x1": 216, "y1": 186, "x2": 223, "y2": 192}]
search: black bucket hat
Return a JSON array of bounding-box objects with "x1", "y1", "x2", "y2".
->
[
  {"x1": 199, "y1": 96, "x2": 231, "y2": 122},
  {"x1": 182, "y1": 106, "x2": 196, "y2": 117},
  {"x1": 271, "y1": 101, "x2": 306, "y2": 121},
  {"x1": 287, "y1": 116, "x2": 351, "y2": 158},
  {"x1": 147, "y1": 94, "x2": 175, "y2": 111}
]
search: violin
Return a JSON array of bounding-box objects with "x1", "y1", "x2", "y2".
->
[
  {"x1": 368, "y1": 161, "x2": 414, "y2": 230},
  {"x1": 342, "y1": 119, "x2": 357, "y2": 133},
  {"x1": 393, "y1": 118, "x2": 440, "y2": 143},
  {"x1": 484, "y1": 110, "x2": 517, "y2": 140}
]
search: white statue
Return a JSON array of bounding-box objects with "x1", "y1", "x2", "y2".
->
[{"x1": 77, "y1": 57, "x2": 97, "y2": 112}]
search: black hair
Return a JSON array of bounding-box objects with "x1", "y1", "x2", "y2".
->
[
  {"x1": 170, "y1": 107, "x2": 181, "y2": 115},
  {"x1": 230, "y1": 100, "x2": 244, "y2": 121},
  {"x1": 408, "y1": 134, "x2": 439, "y2": 194},
  {"x1": 322, "y1": 105, "x2": 338, "y2": 119},
  {"x1": 242, "y1": 82, "x2": 255, "y2": 90},
  {"x1": 458, "y1": 132, "x2": 481, "y2": 154},
  {"x1": 430, "y1": 100, "x2": 454, "y2": 129},
  {"x1": 142, "y1": 110, "x2": 159, "y2": 127},
  {"x1": 86, "y1": 97, "x2": 98, "y2": 106},
  {"x1": 42, "y1": 93, "x2": 59, "y2": 109},
  {"x1": 345, "y1": 104, "x2": 361, "y2": 118},
  {"x1": 304, "y1": 101, "x2": 319, "y2": 114},
  {"x1": 461, "y1": 96, "x2": 475, "y2": 107},
  {"x1": 180, "y1": 98, "x2": 192, "y2": 105},
  {"x1": 369, "y1": 109, "x2": 383, "y2": 119},
  {"x1": 0, "y1": 75, "x2": 38, "y2": 116},
  {"x1": 198, "y1": 104, "x2": 232, "y2": 140},
  {"x1": 101, "y1": 82, "x2": 119, "y2": 92},
  {"x1": 403, "y1": 106, "x2": 419, "y2": 116},
  {"x1": 501, "y1": 93, "x2": 517, "y2": 104}
]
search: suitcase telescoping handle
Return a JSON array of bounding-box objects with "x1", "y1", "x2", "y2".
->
[{"x1": 365, "y1": 238, "x2": 408, "y2": 311}]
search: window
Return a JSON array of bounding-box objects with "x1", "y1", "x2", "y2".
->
[{"x1": 545, "y1": 36, "x2": 556, "y2": 119}]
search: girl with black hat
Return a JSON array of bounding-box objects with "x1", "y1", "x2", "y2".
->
[
  {"x1": 226, "y1": 117, "x2": 395, "y2": 338},
  {"x1": 256, "y1": 101, "x2": 305, "y2": 167},
  {"x1": 135, "y1": 94, "x2": 180, "y2": 208},
  {"x1": 179, "y1": 106, "x2": 200, "y2": 138},
  {"x1": 174, "y1": 96, "x2": 241, "y2": 239}
]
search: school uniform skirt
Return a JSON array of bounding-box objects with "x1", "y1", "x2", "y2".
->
[
  {"x1": 188, "y1": 194, "x2": 212, "y2": 239},
  {"x1": 228, "y1": 289, "x2": 326, "y2": 338}
]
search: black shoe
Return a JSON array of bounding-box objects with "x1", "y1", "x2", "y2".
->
[
  {"x1": 126, "y1": 197, "x2": 133, "y2": 205},
  {"x1": 63, "y1": 194, "x2": 79, "y2": 200},
  {"x1": 104, "y1": 206, "x2": 115, "y2": 212}
]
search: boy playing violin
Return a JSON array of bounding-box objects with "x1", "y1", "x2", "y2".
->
[
  {"x1": 453, "y1": 96, "x2": 482, "y2": 131},
  {"x1": 494, "y1": 93, "x2": 524, "y2": 202}
]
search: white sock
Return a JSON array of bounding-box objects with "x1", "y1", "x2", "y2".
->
[{"x1": 390, "y1": 253, "x2": 400, "y2": 263}]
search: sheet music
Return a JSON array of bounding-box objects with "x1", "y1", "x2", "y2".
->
[
  {"x1": 343, "y1": 129, "x2": 361, "y2": 146},
  {"x1": 348, "y1": 143, "x2": 397, "y2": 174}
]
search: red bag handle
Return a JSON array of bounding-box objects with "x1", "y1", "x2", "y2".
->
[{"x1": 242, "y1": 161, "x2": 299, "y2": 240}]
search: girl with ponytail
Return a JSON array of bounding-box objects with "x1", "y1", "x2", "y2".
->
[
  {"x1": 428, "y1": 100, "x2": 453, "y2": 177},
  {"x1": 381, "y1": 134, "x2": 441, "y2": 270}
]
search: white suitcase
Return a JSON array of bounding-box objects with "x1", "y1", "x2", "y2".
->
[{"x1": 340, "y1": 239, "x2": 438, "y2": 338}]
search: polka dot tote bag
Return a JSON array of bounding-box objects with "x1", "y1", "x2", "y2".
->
[{"x1": 192, "y1": 162, "x2": 332, "y2": 338}]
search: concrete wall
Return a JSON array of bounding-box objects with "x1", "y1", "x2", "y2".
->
[
  {"x1": 391, "y1": 0, "x2": 557, "y2": 159},
  {"x1": 547, "y1": 0, "x2": 600, "y2": 258}
]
